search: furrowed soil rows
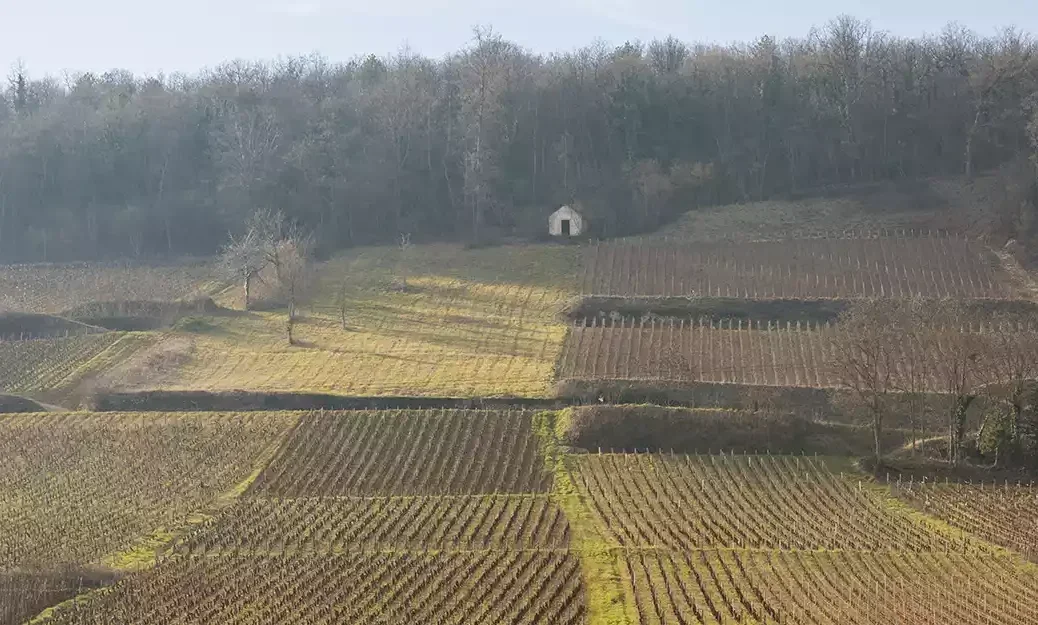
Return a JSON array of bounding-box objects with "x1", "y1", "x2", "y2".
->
[
  {"x1": 559, "y1": 320, "x2": 839, "y2": 387},
  {"x1": 626, "y1": 549, "x2": 1038, "y2": 625},
  {"x1": 892, "y1": 481, "x2": 1038, "y2": 560},
  {"x1": 0, "y1": 333, "x2": 150, "y2": 395},
  {"x1": 176, "y1": 495, "x2": 571, "y2": 554},
  {"x1": 559, "y1": 319, "x2": 1024, "y2": 390},
  {"x1": 38, "y1": 552, "x2": 587, "y2": 625},
  {"x1": 582, "y1": 235, "x2": 1017, "y2": 299},
  {"x1": 0, "y1": 411, "x2": 294, "y2": 569},
  {"x1": 0, "y1": 262, "x2": 221, "y2": 314},
  {"x1": 572, "y1": 453, "x2": 977, "y2": 551},
  {"x1": 251, "y1": 410, "x2": 552, "y2": 496}
]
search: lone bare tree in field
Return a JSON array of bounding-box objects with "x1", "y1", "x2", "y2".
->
[
  {"x1": 830, "y1": 300, "x2": 901, "y2": 465},
  {"x1": 221, "y1": 228, "x2": 265, "y2": 310},
  {"x1": 394, "y1": 232, "x2": 413, "y2": 291},
  {"x1": 279, "y1": 233, "x2": 315, "y2": 322}
]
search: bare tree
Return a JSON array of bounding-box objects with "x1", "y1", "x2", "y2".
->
[
  {"x1": 277, "y1": 232, "x2": 315, "y2": 345},
  {"x1": 830, "y1": 300, "x2": 900, "y2": 465},
  {"x1": 220, "y1": 228, "x2": 265, "y2": 310},
  {"x1": 394, "y1": 232, "x2": 413, "y2": 291},
  {"x1": 931, "y1": 301, "x2": 985, "y2": 465},
  {"x1": 248, "y1": 207, "x2": 289, "y2": 282},
  {"x1": 978, "y1": 312, "x2": 1038, "y2": 462},
  {"x1": 892, "y1": 298, "x2": 937, "y2": 455}
]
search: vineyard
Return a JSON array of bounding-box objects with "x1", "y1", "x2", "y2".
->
[
  {"x1": 251, "y1": 410, "x2": 552, "y2": 496},
  {"x1": 565, "y1": 451, "x2": 1038, "y2": 624},
  {"x1": 0, "y1": 411, "x2": 294, "y2": 569},
  {"x1": 176, "y1": 495, "x2": 570, "y2": 554},
  {"x1": 0, "y1": 261, "x2": 221, "y2": 314},
  {"x1": 892, "y1": 481, "x2": 1038, "y2": 561},
  {"x1": 581, "y1": 235, "x2": 1018, "y2": 299},
  {"x1": 559, "y1": 320, "x2": 839, "y2": 387},
  {"x1": 0, "y1": 332, "x2": 154, "y2": 397},
  {"x1": 37, "y1": 552, "x2": 587, "y2": 625},
  {"x1": 571, "y1": 453, "x2": 975, "y2": 551},
  {"x1": 626, "y1": 550, "x2": 1038, "y2": 625},
  {"x1": 23, "y1": 408, "x2": 584, "y2": 624},
  {"x1": 558, "y1": 318, "x2": 1031, "y2": 391}
]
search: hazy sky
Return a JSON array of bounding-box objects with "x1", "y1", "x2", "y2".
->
[{"x1": 1, "y1": 0, "x2": 1036, "y2": 78}]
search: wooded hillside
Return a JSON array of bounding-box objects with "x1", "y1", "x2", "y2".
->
[{"x1": 1, "y1": 16, "x2": 1037, "y2": 261}]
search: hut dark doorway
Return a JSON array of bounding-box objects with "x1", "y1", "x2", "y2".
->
[{"x1": 561, "y1": 219, "x2": 571, "y2": 236}]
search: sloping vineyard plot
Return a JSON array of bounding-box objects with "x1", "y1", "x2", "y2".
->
[
  {"x1": 176, "y1": 495, "x2": 571, "y2": 554},
  {"x1": 0, "y1": 262, "x2": 220, "y2": 314},
  {"x1": 559, "y1": 321, "x2": 839, "y2": 387},
  {"x1": 0, "y1": 332, "x2": 147, "y2": 395},
  {"x1": 38, "y1": 552, "x2": 587, "y2": 625},
  {"x1": 572, "y1": 453, "x2": 977, "y2": 552},
  {"x1": 626, "y1": 549, "x2": 1038, "y2": 625},
  {"x1": 251, "y1": 410, "x2": 552, "y2": 496},
  {"x1": 892, "y1": 481, "x2": 1038, "y2": 561},
  {"x1": 582, "y1": 236, "x2": 1017, "y2": 299},
  {"x1": 0, "y1": 412, "x2": 294, "y2": 569},
  {"x1": 559, "y1": 320, "x2": 1015, "y2": 390}
]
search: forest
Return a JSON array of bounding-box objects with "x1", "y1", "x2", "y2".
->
[{"x1": 1, "y1": 15, "x2": 1037, "y2": 262}]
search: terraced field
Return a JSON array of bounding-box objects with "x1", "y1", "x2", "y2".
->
[
  {"x1": 0, "y1": 411, "x2": 294, "y2": 570},
  {"x1": 559, "y1": 321, "x2": 837, "y2": 387},
  {"x1": 178, "y1": 495, "x2": 570, "y2": 554},
  {"x1": 25, "y1": 409, "x2": 586, "y2": 625},
  {"x1": 626, "y1": 550, "x2": 1038, "y2": 625},
  {"x1": 0, "y1": 261, "x2": 221, "y2": 314},
  {"x1": 0, "y1": 332, "x2": 155, "y2": 397},
  {"x1": 583, "y1": 235, "x2": 1017, "y2": 299},
  {"x1": 252, "y1": 409, "x2": 552, "y2": 496},
  {"x1": 40, "y1": 552, "x2": 587, "y2": 625},
  {"x1": 559, "y1": 450, "x2": 1038, "y2": 625},
  {"x1": 571, "y1": 453, "x2": 976, "y2": 552},
  {"x1": 892, "y1": 480, "x2": 1038, "y2": 561}
]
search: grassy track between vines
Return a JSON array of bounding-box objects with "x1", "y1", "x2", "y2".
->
[{"x1": 134, "y1": 244, "x2": 579, "y2": 397}]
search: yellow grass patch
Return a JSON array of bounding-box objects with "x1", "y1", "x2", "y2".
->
[{"x1": 136, "y1": 243, "x2": 580, "y2": 397}]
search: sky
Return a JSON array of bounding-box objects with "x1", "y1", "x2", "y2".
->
[{"x1": 1, "y1": 0, "x2": 1036, "y2": 78}]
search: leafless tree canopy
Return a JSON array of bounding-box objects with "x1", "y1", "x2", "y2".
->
[
  {"x1": 831, "y1": 299, "x2": 1038, "y2": 466},
  {"x1": 1, "y1": 20, "x2": 1038, "y2": 260}
]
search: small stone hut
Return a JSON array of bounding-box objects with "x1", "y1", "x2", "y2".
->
[{"x1": 548, "y1": 205, "x2": 584, "y2": 237}]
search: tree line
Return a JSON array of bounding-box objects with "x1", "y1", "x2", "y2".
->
[
  {"x1": 832, "y1": 299, "x2": 1038, "y2": 470},
  {"x1": 2, "y1": 17, "x2": 1038, "y2": 262}
]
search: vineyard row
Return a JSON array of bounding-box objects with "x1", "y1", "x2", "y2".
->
[
  {"x1": 0, "y1": 411, "x2": 293, "y2": 569},
  {"x1": 175, "y1": 495, "x2": 571, "y2": 555},
  {"x1": 571, "y1": 453, "x2": 979, "y2": 553},
  {"x1": 558, "y1": 322, "x2": 1026, "y2": 390},
  {"x1": 251, "y1": 410, "x2": 552, "y2": 496},
  {"x1": 628, "y1": 549, "x2": 1038, "y2": 625},
  {"x1": 581, "y1": 237, "x2": 1016, "y2": 299},
  {"x1": 891, "y1": 481, "x2": 1038, "y2": 561},
  {"x1": 36, "y1": 552, "x2": 587, "y2": 625}
]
